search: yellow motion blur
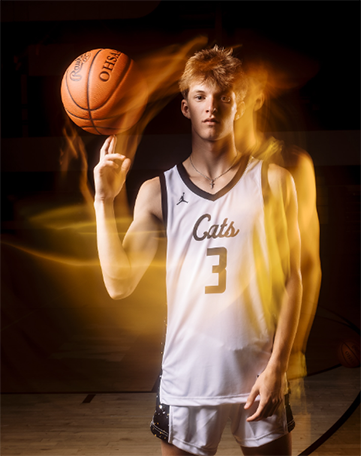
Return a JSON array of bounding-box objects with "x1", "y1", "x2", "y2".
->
[{"x1": 2, "y1": 37, "x2": 321, "y2": 386}]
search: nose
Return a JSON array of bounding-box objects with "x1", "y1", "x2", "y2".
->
[{"x1": 206, "y1": 96, "x2": 217, "y2": 114}]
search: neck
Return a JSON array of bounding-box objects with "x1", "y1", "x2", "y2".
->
[{"x1": 190, "y1": 133, "x2": 239, "y2": 176}]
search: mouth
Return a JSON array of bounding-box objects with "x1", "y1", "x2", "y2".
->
[{"x1": 203, "y1": 118, "x2": 219, "y2": 124}]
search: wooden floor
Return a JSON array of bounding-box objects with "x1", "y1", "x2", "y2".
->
[
  {"x1": 1, "y1": 366, "x2": 359, "y2": 456},
  {"x1": 311, "y1": 404, "x2": 360, "y2": 456}
]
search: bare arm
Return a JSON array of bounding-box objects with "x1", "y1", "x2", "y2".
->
[
  {"x1": 245, "y1": 164, "x2": 302, "y2": 421},
  {"x1": 94, "y1": 136, "x2": 162, "y2": 300},
  {"x1": 287, "y1": 152, "x2": 321, "y2": 377}
]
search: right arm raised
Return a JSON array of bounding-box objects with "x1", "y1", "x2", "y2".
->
[{"x1": 94, "y1": 136, "x2": 162, "y2": 300}]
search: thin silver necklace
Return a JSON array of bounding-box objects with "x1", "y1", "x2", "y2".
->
[{"x1": 189, "y1": 153, "x2": 240, "y2": 189}]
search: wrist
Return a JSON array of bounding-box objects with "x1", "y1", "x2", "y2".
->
[
  {"x1": 94, "y1": 197, "x2": 117, "y2": 217},
  {"x1": 266, "y1": 358, "x2": 288, "y2": 375},
  {"x1": 94, "y1": 196, "x2": 115, "y2": 207}
]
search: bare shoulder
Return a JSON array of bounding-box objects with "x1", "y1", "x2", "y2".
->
[
  {"x1": 291, "y1": 148, "x2": 316, "y2": 181},
  {"x1": 286, "y1": 145, "x2": 312, "y2": 163},
  {"x1": 268, "y1": 162, "x2": 294, "y2": 186},
  {"x1": 134, "y1": 176, "x2": 163, "y2": 222},
  {"x1": 280, "y1": 146, "x2": 318, "y2": 208},
  {"x1": 268, "y1": 163, "x2": 297, "y2": 206},
  {"x1": 282, "y1": 145, "x2": 316, "y2": 178}
]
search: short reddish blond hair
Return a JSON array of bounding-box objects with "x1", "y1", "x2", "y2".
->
[{"x1": 179, "y1": 45, "x2": 248, "y2": 102}]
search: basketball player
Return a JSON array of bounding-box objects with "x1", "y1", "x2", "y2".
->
[{"x1": 94, "y1": 47, "x2": 302, "y2": 455}]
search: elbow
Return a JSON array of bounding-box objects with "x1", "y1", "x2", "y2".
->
[
  {"x1": 108, "y1": 288, "x2": 133, "y2": 301},
  {"x1": 108, "y1": 290, "x2": 129, "y2": 301},
  {"x1": 301, "y1": 250, "x2": 322, "y2": 278},
  {"x1": 104, "y1": 278, "x2": 135, "y2": 301}
]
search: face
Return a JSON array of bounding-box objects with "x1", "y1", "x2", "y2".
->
[{"x1": 181, "y1": 80, "x2": 239, "y2": 142}]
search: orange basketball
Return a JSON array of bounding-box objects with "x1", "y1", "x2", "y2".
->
[
  {"x1": 61, "y1": 49, "x2": 148, "y2": 135},
  {"x1": 337, "y1": 338, "x2": 361, "y2": 368}
]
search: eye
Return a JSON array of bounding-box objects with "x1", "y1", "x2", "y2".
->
[
  {"x1": 221, "y1": 95, "x2": 231, "y2": 103},
  {"x1": 195, "y1": 95, "x2": 204, "y2": 101}
]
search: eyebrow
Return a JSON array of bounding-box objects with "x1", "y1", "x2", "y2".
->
[{"x1": 192, "y1": 88, "x2": 232, "y2": 96}]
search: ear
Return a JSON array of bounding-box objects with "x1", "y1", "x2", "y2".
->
[
  {"x1": 181, "y1": 98, "x2": 191, "y2": 119},
  {"x1": 235, "y1": 101, "x2": 245, "y2": 120},
  {"x1": 254, "y1": 92, "x2": 265, "y2": 112}
]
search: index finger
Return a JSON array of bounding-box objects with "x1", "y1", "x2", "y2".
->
[
  {"x1": 246, "y1": 403, "x2": 261, "y2": 422},
  {"x1": 246, "y1": 401, "x2": 271, "y2": 422},
  {"x1": 100, "y1": 135, "x2": 117, "y2": 159}
]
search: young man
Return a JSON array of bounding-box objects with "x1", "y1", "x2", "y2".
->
[{"x1": 94, "y1": 47, "x2": 302, "y2": 456}]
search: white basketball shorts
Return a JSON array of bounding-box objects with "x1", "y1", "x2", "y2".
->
[{"x1": 150, "y1": 393, "x2": 294, "y2": 456}]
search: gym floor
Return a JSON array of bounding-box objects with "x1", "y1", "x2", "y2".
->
[{"x1": 1, "y1": 349, "x2": 360, "y2": 455}]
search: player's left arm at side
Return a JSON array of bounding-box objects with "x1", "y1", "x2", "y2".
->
[
  {"x1": 266, "y1": 164, "x2": 303, "y2": 373},
  {"x1": 245, "y1": 165, "x2": 302, "y2": 421},
  {"x1": 288, "y1": 151, "x2": 321, "y2": 377}
]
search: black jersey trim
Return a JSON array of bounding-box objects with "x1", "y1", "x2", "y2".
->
[
  {"x1": 159, "y1": 172, "x2": 168, "y2": 232},
  {"x1": 177, "y1": 154, "x2": 251, "y2": 202}
]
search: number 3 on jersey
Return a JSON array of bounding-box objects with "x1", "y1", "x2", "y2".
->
[{"x1": 205, "y1": 247, "x2": 227, "y2": 294}]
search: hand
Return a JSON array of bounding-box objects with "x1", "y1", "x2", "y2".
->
[
  {"x1": 244, "y1": 367, "x2": 285, "y2": 422},
  {"x1": 94, "y1": 135, "x2": 131, "y2": 202}
]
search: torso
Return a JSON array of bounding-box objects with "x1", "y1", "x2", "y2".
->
[{"x1": 159, "y1": 156, "x2": 279, "y2": 406}]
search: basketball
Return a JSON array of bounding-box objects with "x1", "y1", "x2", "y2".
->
[
  {"x1": 337, "y1": 338, "x2": 361, "y2": 368},
  {"x1": 61, "y1": 48, "x2": 148, "y2": 135}
]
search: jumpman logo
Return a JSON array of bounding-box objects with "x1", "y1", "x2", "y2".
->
[{"x1": 176, "y1": 193, "x2": 188, "y2": 205}]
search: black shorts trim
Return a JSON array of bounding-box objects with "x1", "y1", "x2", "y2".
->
[
  {"x1": 150, "y1": 391, "x2": 170, "y2": 441},
  {"x1": 285, "y1": 393, "x2": 296, "y2": 433}
]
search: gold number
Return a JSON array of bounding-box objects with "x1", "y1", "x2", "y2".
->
[{"x1": 205, "y1": 247, "x2": 227, "y2": 294}]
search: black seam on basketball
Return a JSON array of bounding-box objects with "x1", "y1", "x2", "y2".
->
[
  {"x1": 86, "y1": 49, "x2": 132, "y2": 134},
  {"x1": 91, "y1": 55, "x2": 132, "y2": 110},
  {"x1": 82, "y1": 126, "x2": 122, "y2": 132},
  {"x1": 65, "y1": 68, "x2": 91, "y2": 113},
  {"x1": 64, "y1": 108, "x2": 92, "y2": 121},
  {"x1": 82, "y1": 126, "x2": 120, "y2": 130},
  {"x1": 65, "y1": 107, "x2": 124, "y2": 122},
  {"x1": 87, "y1": 49, "x2": 104, "y2": 135},
  {"x1": 64, "y1": 49, "x2": 133, "y2": 133},
  {"x1": 65, "y1": 74, "x2": 117, "y2": 115}
]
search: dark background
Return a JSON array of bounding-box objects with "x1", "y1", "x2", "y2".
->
[{"x1": 1, "y1": 0, "x2": 360, "y2": 393}]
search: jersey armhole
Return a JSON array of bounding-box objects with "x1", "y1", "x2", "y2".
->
[
  {"x1": 159, "y1": 172, "x2": 168, "y2": 233},
  {"x1": 261, "y1": 160, "x2": 270, "y2": 205}
]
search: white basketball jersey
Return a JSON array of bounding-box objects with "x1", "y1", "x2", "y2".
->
[{"x1": 159, "y1": 156, "x2": 278, "y2": 406}]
